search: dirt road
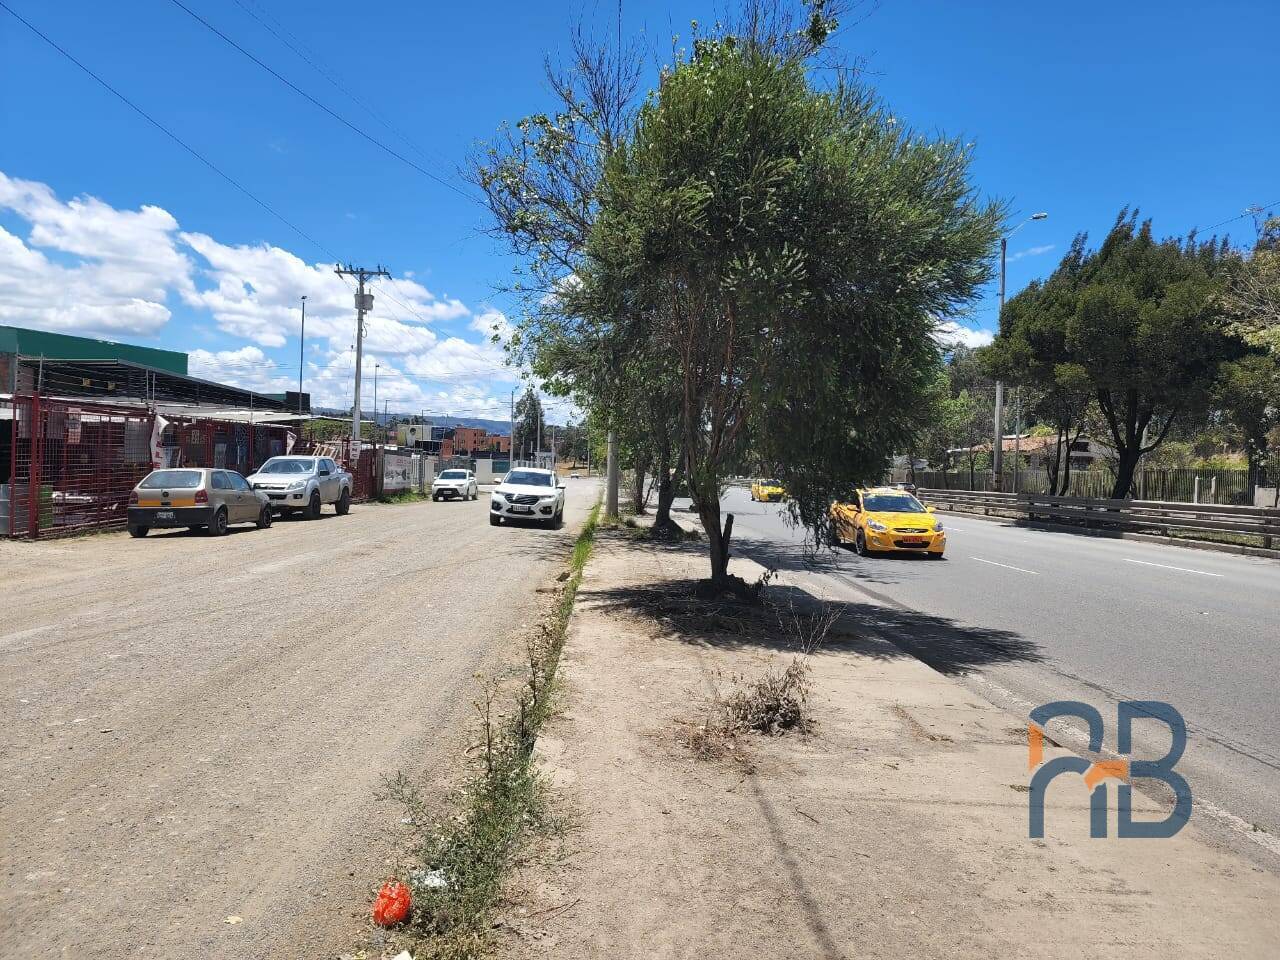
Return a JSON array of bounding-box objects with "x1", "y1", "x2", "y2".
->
[{"x1": 0, "y1": 478, "x2": 599, "y2": 959}]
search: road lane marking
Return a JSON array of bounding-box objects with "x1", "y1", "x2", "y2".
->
[
  {"x1": 969, "y1": 556, "x2": 1039, "y2": 575},
  {"x1": 1123, "y1": 558, "x2": 1224, "y2": 578}
]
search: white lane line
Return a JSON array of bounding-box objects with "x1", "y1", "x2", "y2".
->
[
  {"x1": 1123, "y1": 558, "x2": 1224, "y2": 578},
  {"x1": 969, "y1": 556, "x2": 1039, "y2": 575}
]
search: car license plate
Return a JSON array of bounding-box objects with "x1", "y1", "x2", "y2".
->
[
  {"x1": 156, "y1": 510, "x2": 175, "y2": 521},
  {"x1": 903, "y1": 537, "x2": 926, "y2": 545},
  {"x1": 510, "y1": 505, "x2": 533, "y2": 514}
]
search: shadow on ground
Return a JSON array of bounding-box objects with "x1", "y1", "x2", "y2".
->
[{"x1": 586, "y1": 528, "x2": 1041, "y2": 675}]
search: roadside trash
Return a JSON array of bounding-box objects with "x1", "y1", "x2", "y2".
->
[
  {"x1": 371, "y1": 881, "x2": 412, "y2": 926},
  {"x1": 224, "y1": 915, "x2": 243, "y2": 925},
  {"x1": 409, "y1": 867, "x2": 448, "y2": 890},
  {"x1": 390, "y1": 952, "x2": 413, "y2": 960}
]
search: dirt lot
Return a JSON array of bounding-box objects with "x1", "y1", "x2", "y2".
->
[
  {"x1": 498, "y1": 521, "x2": 1280, "y2": 960},
  {"x1": 0, "y1": 478, "x2": 599, "y2": 959}
]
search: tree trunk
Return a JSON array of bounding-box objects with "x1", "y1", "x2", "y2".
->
[
  {"x1": 631, "y1": 456, "x2": 650, "y2": 515},
  {"x1": 698, "y1": 496, "x2": 733, "y2": 583},
  {"x1": 1110, "y1": 449, "x2": 1142, "y2": 500},
  {"x1": 652, "y1": 441, "x2": 679, "y2": 533}
]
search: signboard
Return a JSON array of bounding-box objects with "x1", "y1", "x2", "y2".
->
[{"x1": 381, "y1": 450, "x2": 414, "y2": 493}]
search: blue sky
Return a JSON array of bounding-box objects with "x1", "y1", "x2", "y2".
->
[{"x1": 2, "y1": 0, "x2": 1276, "y2": 420}]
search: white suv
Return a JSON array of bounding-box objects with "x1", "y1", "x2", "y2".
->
[
  {"x1": 432, "y1": 468, "x2": 477, "y2": 501},
  {"x1": 491, "y1": 468, "x2": 564, "y2": 527}
]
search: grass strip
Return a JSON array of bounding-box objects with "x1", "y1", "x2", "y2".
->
[{"x1": 380, "y1": 498, "x2": 601, "y2": 959}]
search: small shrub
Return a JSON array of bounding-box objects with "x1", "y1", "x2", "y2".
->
[{"x1": 722, "y1": 657, "x2": 812, "y2": 735}]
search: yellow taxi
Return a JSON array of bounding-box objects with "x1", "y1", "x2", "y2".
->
[
  {"x1": 829, "y1": 486, "x2": 945, "y2": 558},
  {"x1": 750, "y1": 477, "x2": 786, "y2": 502}
]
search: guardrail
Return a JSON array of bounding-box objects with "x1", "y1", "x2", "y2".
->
[{"x1": 917, "y1": 488, "x2": 1280, "y2": 552}]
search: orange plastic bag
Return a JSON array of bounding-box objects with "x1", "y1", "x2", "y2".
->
[{"x1": 372, "y1": 880, "x2": 412, "y2": 927}]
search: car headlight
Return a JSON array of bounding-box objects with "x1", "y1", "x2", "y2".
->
[
  {"x1": 933, "y1": 520, "x2": 944, "y2": 532},
  {"x1": 867, "y1": 519, "x2": 888, "y2": 533},
  {"x1": 288, "y1": 479, "x2": 308, "y2": 490}
]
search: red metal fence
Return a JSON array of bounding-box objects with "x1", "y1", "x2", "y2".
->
[
  {"x1": 4, "y1": 396, "x2": 154, "y2": 537},
  {"x1": 2, "y1": 395, "x2": 305, "y2": 538}
]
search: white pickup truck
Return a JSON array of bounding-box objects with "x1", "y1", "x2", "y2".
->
[{"x1": 246, "y1": 455, "x2": 353, "y2": 519}]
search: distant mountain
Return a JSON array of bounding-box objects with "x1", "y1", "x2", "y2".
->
[{"x1": 310, "y1": 408, "x2": 564, "y2": 436}]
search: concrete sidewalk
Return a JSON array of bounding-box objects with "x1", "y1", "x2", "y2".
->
[{"x1": 497, "y1": 520, "x2": 1280, "y2": 959}]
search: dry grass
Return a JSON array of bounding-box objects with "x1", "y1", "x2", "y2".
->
[{"x1": 679, "y1": 593, "x2": 837, "y2": 763}]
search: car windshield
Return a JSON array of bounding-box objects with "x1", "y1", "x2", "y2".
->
[
  {"x1": 760, "y1": 479, "x2": 781, "y2": 486},
  {"x1": 439, "y1": 470, "x2": 468, "y2": 479},
  {"x1": 862, "y1": 493, "x2": 926, "y2": 513},
  {"x1": 505, "y1": 470, "x2": 553, "y2": 487},
  {"x1": 139, "y1": 470, "x2": 203, "y2": 489},
  {"x1": 257, "y1": 458, "x2": 314, "y2": 474}
]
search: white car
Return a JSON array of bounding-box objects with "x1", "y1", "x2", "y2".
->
[
  {"x1": 490, "y1": 467, "x2": 565, "y2": 527},
  {"x1": 246, "y1": 456, "x2": 352, "y2": 518},
  {"x1": 432, "y1": 468, "x2": 478, "y2": 501}
]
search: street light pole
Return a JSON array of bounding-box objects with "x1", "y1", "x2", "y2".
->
[
  {"x1": 993, "y1": 212, "x2": 1047, "y2": 491},
  {"x1": 297, "y1": 295, "x2": 307, "y2": 414}
]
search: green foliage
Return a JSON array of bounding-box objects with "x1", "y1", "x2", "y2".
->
[
  {"x1": 511, "y1": 387, "x2": 543, "y2": 459},
  {"x1": 573, "y1": 38, "x2": 1000, "y2": 571},
  {"x1": 989, "y1": 210, "x2": 1243, "y2": 497}
]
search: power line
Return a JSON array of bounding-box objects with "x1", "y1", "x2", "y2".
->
[
  {"x1": 231, "y1": 0, "x2": 454, "y2": 174},
  {"x1": 1201, "y1": 200, "x2": 1279, "y2": 235},
  {"x1": 167, "y1": 0, "x2": 476, "y2": 204},
  {"x1": 0, "y1": 1, "x2": 341, "y2": 265}
]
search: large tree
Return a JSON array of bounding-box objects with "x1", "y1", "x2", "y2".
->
[
  {"x1": 990, "y1": 211, "x2": 1241, "y2": 499},
  {"x1": 511, "y1": 387, "x2": 544, "y2": 460},
  {"x1": 572, "y1": 35, "x2": 1000, "y2": 584}
]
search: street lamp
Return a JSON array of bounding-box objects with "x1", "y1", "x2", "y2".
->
[
  {"x1": 297, "y1": 295, "x2": 307, "y2": 414},
  {"x1": 993, "y1": 211, "x2": 1048, "y2": 489}
]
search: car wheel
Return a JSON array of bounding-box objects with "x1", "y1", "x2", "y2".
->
[
  {"x1": 208, "y1": 507, "x2": 229, "y2": 536},
  {"x1": 128, "y1": 525, "x2": 148, "y2": 538},
  {"x1": 854, "y1": 529, "x2": 869, "y2": 557},
  {"x1": 336, "y1": 489, "x2": 351, "y2": 515},
  {"x1": 256, "y1": 505, "x2": 273, "y2": 529},
  {"x1": 306, "y1": 491, "x2": 321, "y2": 520},
  {"x1": 489, "y1": 513, "x2": 500, "y2": 526}
]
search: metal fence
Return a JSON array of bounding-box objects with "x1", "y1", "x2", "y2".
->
[
  {"x1": 898, "y1": 466, "x2": 1254, "y2": 505},
  {"x1": 2, "y1": 395, "x2": 315, "y2": 538},
  {"x1": 4, "y1": 395, "x2": 154, "y2": 537},
  {"x1": 918, "y1": 488, "x2": 1280, "y2": 552}
]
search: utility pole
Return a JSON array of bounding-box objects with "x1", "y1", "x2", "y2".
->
[
  {"x1": 510, "y1": 388, "x2": 516, "y2": 465},
  {"x1": 605, "y1": 429, "x2": 619, "y2": 519},
  {"x1": 373, "y1": 362, "x2": 380, "y2": 437},
  {"x1": 992, "y1": 237, "x2": 1007, "y2": 490},
  {"x1": 992, "y1": 212, "x2": 1047, "y2": 491},
  {"x1": 298, "y1": 295, "x2": 307, "y2": 414},
  {"x1": 335, "y1": 263, "x2": 391, "y2": 444}
]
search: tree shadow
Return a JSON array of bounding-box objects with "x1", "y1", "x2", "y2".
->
[{"x1": 584, "y1": 532, "x2": 1041, "y2": 675}]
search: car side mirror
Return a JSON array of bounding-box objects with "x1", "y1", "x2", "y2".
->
[{"x1": 319, "y1": 469, "x2": 330, "y2": 476}]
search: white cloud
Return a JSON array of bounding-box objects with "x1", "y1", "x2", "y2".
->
[
  {"x1": 1006, "y1": 243, "x2": 1055, "y2": 263},
  {"x1": 0, "y1": 171, "x2": 192, "y2": 336},
  {"x1": 933, "y1": 319, "x2": 994, "y2": 349},
  {"x1": 0, "y1": 170, "x2": 540, "y2": 419}
]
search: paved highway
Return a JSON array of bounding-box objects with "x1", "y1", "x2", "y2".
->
[{"x1": 688, "y1": 486, "x2": 1280, "y2": 858}]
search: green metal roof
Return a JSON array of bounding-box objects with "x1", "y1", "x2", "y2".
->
[{"x1": 0, "y1": 325, "x2": 188, "y2": 376}]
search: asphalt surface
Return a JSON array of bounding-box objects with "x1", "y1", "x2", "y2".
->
[
  {"x1": 688, "y1": 486, "x2": 1280, "y2": 857},
  {"x1": 0, "y1": 477, "x2": 600, "y2": 959}
]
